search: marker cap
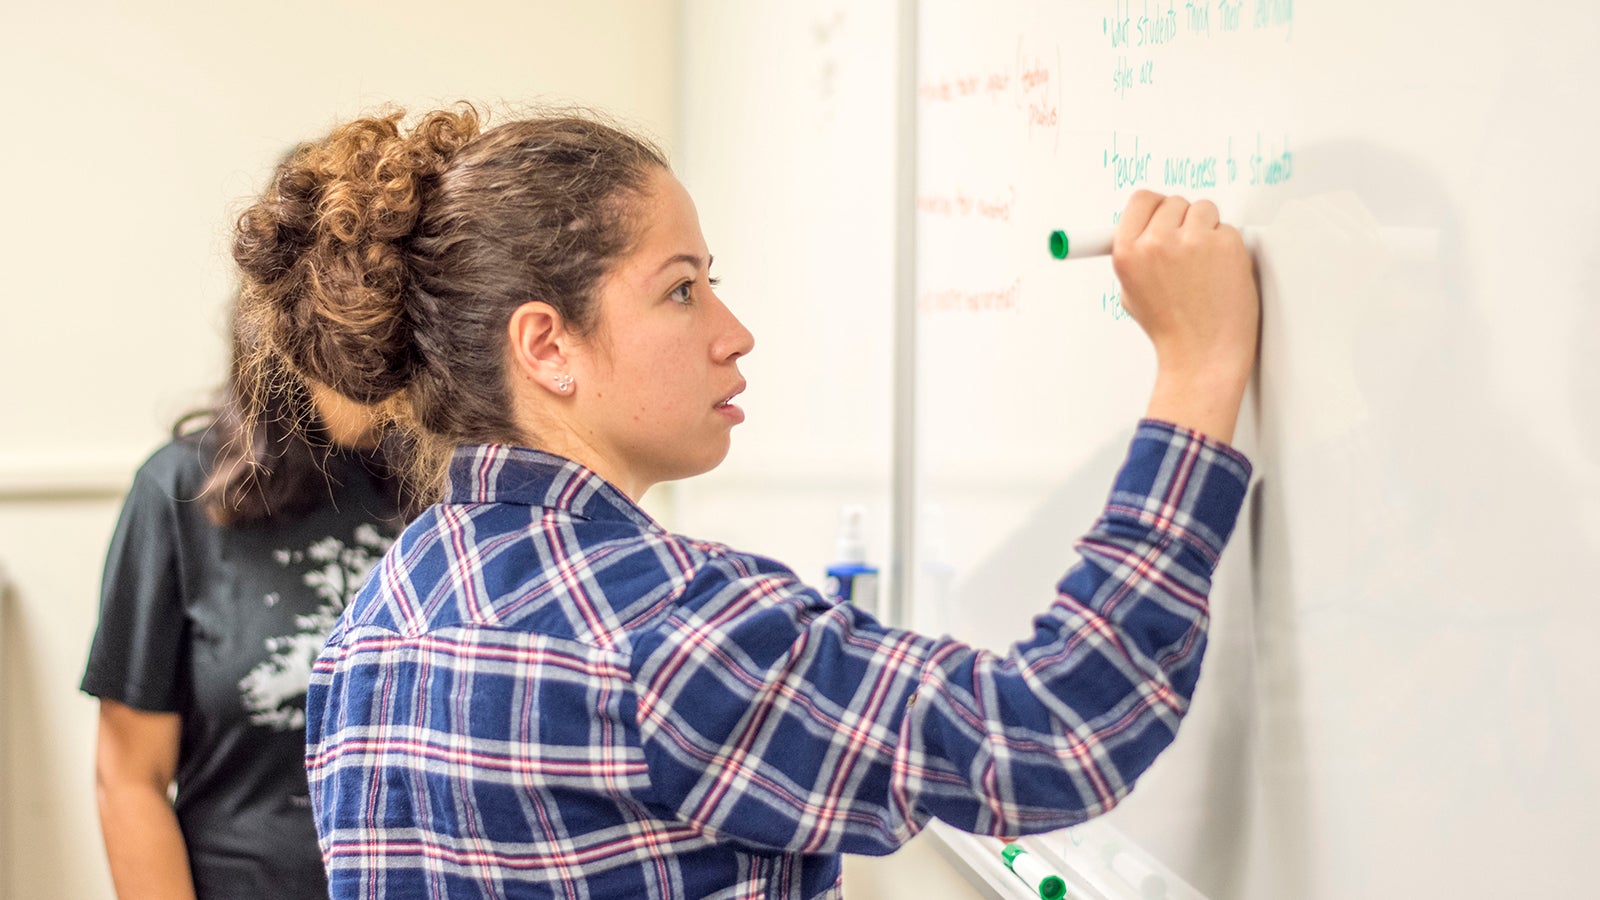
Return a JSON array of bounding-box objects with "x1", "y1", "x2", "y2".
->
[{"x1": 1049, "y1": 229, "x2": 1070, "y2": 260}]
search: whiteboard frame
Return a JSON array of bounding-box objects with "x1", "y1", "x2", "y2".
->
[{"x1": 888, "y1": 0, "x2": 920, "y2": 631}]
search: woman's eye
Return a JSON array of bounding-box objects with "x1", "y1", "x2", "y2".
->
[{"x1": 670, "y1": 281, "x2": 695, "y2": 305}]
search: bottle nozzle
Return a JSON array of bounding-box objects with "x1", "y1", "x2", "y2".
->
[{"x1": 833, "y1": 504, "x2": 868, "y2": 563}]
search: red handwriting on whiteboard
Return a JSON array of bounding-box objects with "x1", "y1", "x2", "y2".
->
[
  {"x1": 918, "y1": 278, "x2": 1023, "y2": 315},
  {"x1": 916, "y1": 185, "x2": 1017, "y2": 223},
  {"x1": 918, "y1": 36, "x2": 1062, "y2": 152}
]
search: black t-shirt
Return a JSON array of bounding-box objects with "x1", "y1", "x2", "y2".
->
[{"x1": 81, "y1": 435, "x2": 402, "y2": 898}]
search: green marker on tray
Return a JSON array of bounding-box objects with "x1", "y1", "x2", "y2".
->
[{"x1": 1001, "y1": 842, "x2": 1068, "y2": 900}]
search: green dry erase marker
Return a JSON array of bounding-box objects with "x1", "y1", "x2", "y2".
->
[
  {"x1": 1048, "y1": 228, "x2": 1115, "y2": 260},
  {"x1": 1049, "y1": 224, "x2": 1413, "y2": 261},
  {"x1": 1001, "y1": 842, "x2": 1068, "y2": 900}
]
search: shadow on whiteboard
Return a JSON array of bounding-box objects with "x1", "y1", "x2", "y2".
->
[{"x1": 1236, "y1": 146, "x2": 1600, "y2": 897}]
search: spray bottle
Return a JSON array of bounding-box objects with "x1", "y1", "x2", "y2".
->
[{"x1": 824, "y1": 505, "x2": 880, "y2": 617}]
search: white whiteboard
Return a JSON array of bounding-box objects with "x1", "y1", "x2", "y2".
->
[{"x1": 910, "y1": 2, "x2": 1600, "y2": 898}]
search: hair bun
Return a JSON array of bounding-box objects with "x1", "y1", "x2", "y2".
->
[{"x1": 232, "y1": 106, "x2": 482, "y2": 404}]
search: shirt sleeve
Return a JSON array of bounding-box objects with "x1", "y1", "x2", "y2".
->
[
  {"x1": 79, "y1": 448, "x2": 192, "y2": 712},
  {"x1": 628, "y1": 420, "x2": 1252, "y2": 856}
]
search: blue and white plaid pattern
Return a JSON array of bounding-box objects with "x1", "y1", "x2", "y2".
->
[{"x1": 306, "y1": 420, "x2": 1251, "y2": 899}]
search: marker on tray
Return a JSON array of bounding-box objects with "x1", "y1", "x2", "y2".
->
[{"x1": 1000, "y1": 841, "x2": 1068, "y2": 900}]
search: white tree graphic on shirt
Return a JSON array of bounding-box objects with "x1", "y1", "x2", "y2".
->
[{"x1": 237, "y1": 523, "x2": 393, "y2": 730}]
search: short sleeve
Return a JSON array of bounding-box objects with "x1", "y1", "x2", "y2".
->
[{"x1": 79, "y1": 447, "x2": 193, "y2": 712}]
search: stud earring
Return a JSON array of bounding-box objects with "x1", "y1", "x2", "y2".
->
[{"x1": 555, "y1": 374, "x2": 574, "y2": 393}]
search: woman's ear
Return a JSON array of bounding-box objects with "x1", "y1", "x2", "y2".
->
[{"x1": 507, "y1": 301, "x2": 577, "y2": 396}]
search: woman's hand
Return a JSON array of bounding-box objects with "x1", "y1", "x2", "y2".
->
[{"x1": 1113, "y1": 190, "x2": 1260, "y2": 443}]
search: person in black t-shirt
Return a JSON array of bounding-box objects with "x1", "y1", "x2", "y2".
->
[{"x1": 81, "y1": 308, "x2": 409, "y2": 899}]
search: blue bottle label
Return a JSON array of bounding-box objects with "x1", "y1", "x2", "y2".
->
[{"x1": 825, "y1": 564, "x2": 880, "y2": 616}]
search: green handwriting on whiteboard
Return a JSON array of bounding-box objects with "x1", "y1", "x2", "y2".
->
[
  {"x1": 1218, "y1": 0, "x2": 1242, "y2": 31},
  {"x1": 1106, "y1": 133, "x2": 1153, "y2": 189},
  {"x1": 1249, "y1": 134, "x2": 1294, "y2": 185},
  {"x1": 1103, "y1": 0, "x2": 1180, "y2": 49},
  {"x1": 1112, "y1": 55, "x2": 1159, "y2": 98},
  {"x1": 1253, "y1": 0, "x2": 1294, "y2": 34},
  {"x1": 1101, "y1": 286, "x2": 1133, "y2": 322},
  {"x1": 1107, "y1": 0, "x2": 1291, "y2": 48},
  {"x1": 1106, "y1": 0, "x2": 1292, "y2": 98},
  {"x1": 1106, "y1": 133, "x2": 1290, "y2": 191}
]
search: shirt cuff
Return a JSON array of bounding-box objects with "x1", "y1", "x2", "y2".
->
[{"x1": 1101, "y1": 418, "x2": 1254, "y2": 568}]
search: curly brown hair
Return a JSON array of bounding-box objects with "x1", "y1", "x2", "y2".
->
[
  {"x1": 231, "y1": 104, "x2": 669, "y2": 498},
  {"x1": 174, "y1": 308, "x2": 409, "y2": 527}
]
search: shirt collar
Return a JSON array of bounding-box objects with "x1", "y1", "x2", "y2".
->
[{"x1": 443, "y1": 444, "x2": 661, "y2": 530}]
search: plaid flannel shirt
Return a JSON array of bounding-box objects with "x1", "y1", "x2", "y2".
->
[{"x1": 306, "y1": 420, "x2": 1251, "y2": 899}]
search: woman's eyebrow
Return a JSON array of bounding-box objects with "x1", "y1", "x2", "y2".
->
[{"x1": 652, "y1": 253, "x2": 709, "y2": 276}]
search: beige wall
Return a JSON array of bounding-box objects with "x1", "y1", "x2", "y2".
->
[
  {"x1": 0, "y1": 500, "x2": 125, "y2": 899},
  {"x1": 0, "y1": 0, "x2": 681, "y2": 480},
  {"x1": 0, "y1": 3, "x2": 679, "y2": 897}
]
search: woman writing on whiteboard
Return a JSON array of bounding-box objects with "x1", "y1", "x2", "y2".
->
[
  {"x1": 257, "y1": 104, "x2": 1257, "y2": 899},
  {"x1": 80, "y1": 307, "x2": 409, "y2": 898}
]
